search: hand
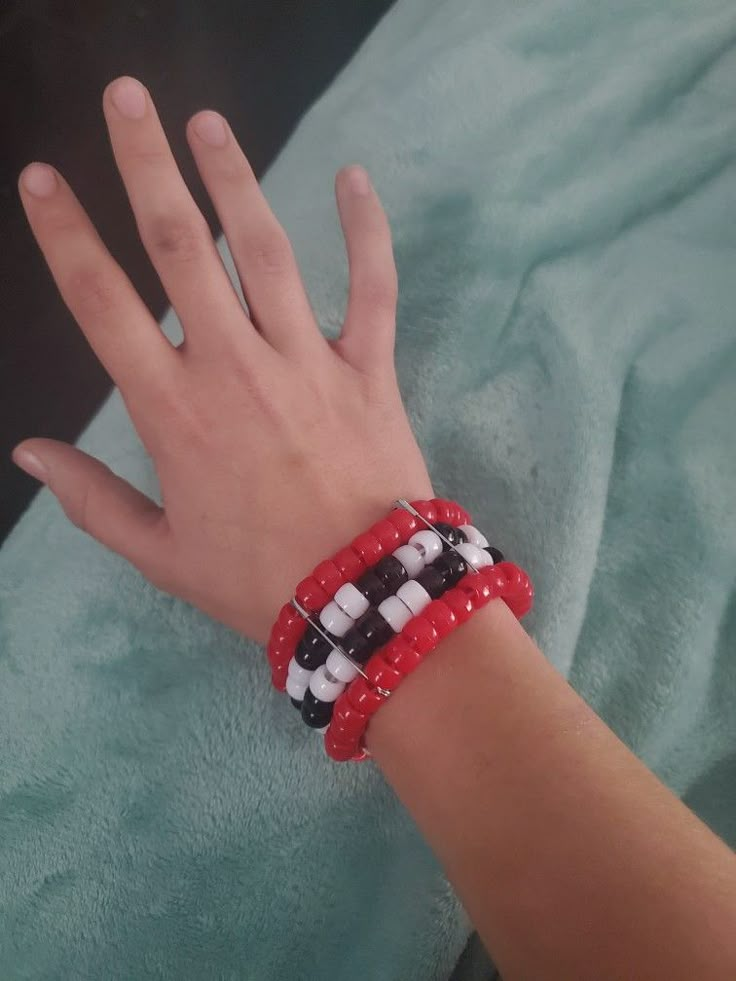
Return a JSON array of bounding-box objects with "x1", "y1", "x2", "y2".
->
[{"x1": 12, "y1": 76, "x2": 432, "y2": 644}]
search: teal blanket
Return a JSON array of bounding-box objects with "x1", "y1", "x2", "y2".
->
[{"x1": 2, "y1": 1, "x2": 735, "y2": 978}]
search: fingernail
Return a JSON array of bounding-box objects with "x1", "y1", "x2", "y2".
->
[
  {"x1": 110, "y1": 76, "x2": 147, "y2": 119},
  {"x1": 193, "y1": 111, "x2": 227, "y2": 148},
  {"x1": 347, "y1": 165, "x2": 371, "y2": 196},
  {"x1": 21, "y1": 163, "x2": 58, "y2": 198},
  {"x1": 12, "y1": 447, "x2": 48, "y2": 483}
]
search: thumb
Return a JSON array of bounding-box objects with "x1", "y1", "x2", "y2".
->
[{"x1": 12, "y1": 438, "x2": 172, "y2": 581}]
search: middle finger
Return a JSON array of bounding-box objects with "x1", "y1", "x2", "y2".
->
[{"x1": 103, "y1": 76, "x2": 251, "y2": 352}]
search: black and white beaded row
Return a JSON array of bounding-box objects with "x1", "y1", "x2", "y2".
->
[{"x1": 286, "y1": 524, "x2": 503, "y2": 730}]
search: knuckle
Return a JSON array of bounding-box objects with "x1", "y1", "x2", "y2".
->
[
  {"x1": 146, "y1": 214, "x2": 207, "y2": 262},
  {"x1": 131, "y1": 147, "x2": 170, "y2": 169},
  {"x1": 46, "y1": 210, "x2": 83, "y2": 238},
  {"x1": 217, "y1": 158, "x2": 254, "y2": 187},
  {"x1": 66, "y1": 267, "x2": 119, "y2": 318},
  {"x1": 246, "y1": 233, "x2": 293, "y2": 276},
  {"x1": 357, "y1": 277, "x2": 398, "y2": 316},
  {"x1": 66, "y1": 474, "x2": 103, "y2": 533}
]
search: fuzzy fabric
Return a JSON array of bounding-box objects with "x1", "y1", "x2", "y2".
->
[{"x1": 2, "y1": 0, "x2": 736, "y2": 978}]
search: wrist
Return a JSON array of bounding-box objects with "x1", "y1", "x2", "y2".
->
[{"x1": 365, "y1": 598, "x2": 525, "y2": 759}]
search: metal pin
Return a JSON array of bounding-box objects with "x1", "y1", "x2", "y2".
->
[
  {"x1": 290, "y1": 598, "x2": 392, "y2": 699},
  {"x1": 394, "y1": 498, "x2": 481, "y2": 573}
]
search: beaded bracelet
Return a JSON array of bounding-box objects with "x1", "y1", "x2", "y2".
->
[
  {"x1": 266, "y1": 498, "x2": 471, "y2": 690},
  {"x1": 266, "y1": 498, "x2": 533, "y2": 761},
  {"x1": 325, "y1": 560, "x2": 533, "y2": 761},
  {"x1": 287, "y1": 530, "x2": 505, "y2": 730}
]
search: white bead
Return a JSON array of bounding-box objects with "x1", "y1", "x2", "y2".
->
[
  {"x1": 287, "y1": 660, "x2": 313, "y2": 686},
  {"x1": 319, "y1": 600, "x2": 354, "y2": 637},
  {"x1": 333, "y1": 582, "x2": 369, "y2": 619},
  {"x1": 456, "y1": 542, "x2": 492, "y2": 570},
  {"x1": 378, "y1": 595, "x2": 414, "y2": 632},
  {"x1": 309, "y1": 665, "x2": 345, "y2": 703},
  {"x1": 475, "y1": 549, "x2": 493, "y2": 568},
  {"x1": 408, "y1": 529, "x2": 443, "y2": 564},
  {"x1": 393, "y1": 544, "x2": 425, "y2": 578},
  {"x1": 326, "y1": 648, "x2": 360, "y2": 683},
  {"x1": 396, "y1": 580, "x2": 432, "y2": 616},
  {"x1": 459, "y1": 524, "x2": 489, "y2": 548},
  {"x1": 316, "y1": 726, "x2": 329, "y2": 734},
  {"x1": 286, "y1": 673, "x2": 309, "y2": 701}
]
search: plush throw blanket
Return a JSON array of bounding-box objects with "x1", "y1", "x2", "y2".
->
[{"x1": 2, "y1": 0, "x2": 735, "y2": 977}]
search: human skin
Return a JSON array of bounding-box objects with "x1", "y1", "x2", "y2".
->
[{"x1": 12, "y1": 76, "x2": 736, "y2": 980}]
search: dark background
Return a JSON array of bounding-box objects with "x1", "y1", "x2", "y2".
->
[{"x1": 0, "y1": 0, "x2": 395, "y2": 541}]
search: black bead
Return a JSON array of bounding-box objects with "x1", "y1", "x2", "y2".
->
[
  {"x1": 355, "y1": 570, "x2": 390, "y2": 605},
  {"x1": 294, "y1": 625, "x2": 333, "y2": 670},
  {"x1": 341, "y1": 626, "x2": 371, "y2": 664},
  {"x1": 355, "y1": 609, "x2": 394, "y2": 651},
  {"x1": 301, "y1": 689, "x2": 334, "y2": 729},
  {"x1": 415, "y1": 566, "x2": 446, "y2": 599},
  {"x1": 373, "y1": 555, "x2": 408, "y2": 592},
  {"x1": 485, "y1": 546, "x2": 504, "y2": 564},
  {"x1": 433, "y1": 550, "x2": 468, "y2": 587},
  {"x1": 433, "y1": 522, "x2": 467, "y2": 549},
  {"x1": 290, "y1": 697, "x2": 303, "y2": 710}
]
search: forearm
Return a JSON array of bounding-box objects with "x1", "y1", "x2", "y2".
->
[{"x1": 368, "y1": 600, "x2": 736, "y2": 980}]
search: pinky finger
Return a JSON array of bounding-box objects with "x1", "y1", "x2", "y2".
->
[
  {"x1": 12, "y1": 438, "x2": 173, "y2": 587},
  {"x1": 335, "y1": 165, "x2": 398, "y2": 372}
]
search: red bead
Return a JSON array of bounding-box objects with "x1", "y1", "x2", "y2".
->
[
  {"x1": 351, "y1": 532, "x2": 384, "y2": 567},
  {"x1": 422, "y1": 599, "x2": 457, "y2": 639},
  {"x1": 268, "y1": 622, "x2": 305, "y2": 659},
  {"x1": 480, "y1": 564, "x2": 508, "y2": 599},
  {"x1": 347, "y1": 677, "x2": 384, "y2": 717},
  {"x1": 369, "y1": 519, "x2": 402, "y2": 552},
  {"x1": 330, "y1": 718, "x2": 365, "y2": 745},
  {"x1": 520, "y1": 576, "x2": 534, "y2": 618},
  {"x1": 313, "y1": 559, "x2": 344, "y2": 596},
  {"x1": 495, "y1": 562, "x2": 534, "y2": 618},
  {"x1": 382, "y1": 635, "x2": 423, "y2": 674},
  {"x1": 432, "y1": 498, "x2": 454, "y2": 523},
  {"x1": 332, "y1": 693, "x2": 367, "y2": 730},
  {"x1": 386, "y1": 508, "x2": 419, "y2": 539},
  {"x1": 330, "y1": 709, "x2": 368, "y2": 740},
  {"x1": 507, "y1": 588, "x2": 533, "y2": 620},
  {"x1": 494, "y1": 560, "x2": 522, "y2": 593},
  {"x1": 325, "y1": 731, "x2": 359, "y2": 762},
  {"x1": 457, "y1": 574, "x2": 493, "y2": 609},
  {"x1": 411, "y1": 499, "x2": 438, "y2": 524},
  {"x1": 331, "y1": 716, "x2": 365, "y2": 741},
  {"x1": 365, "y1": 655, "x2": 404, "y2": 693},
  {"x1": 433, "y1": 497, "x2": 471, "y2": 525},
  {"x1": 270, "y1": 617, "x2": 305, "y2": 646},
  {"x1": 442, "y1": 587, "x2": 475, "y2": 625},
  {"x1": 267, "y1": 641, "x2": 289, "y2": 668},
  {"x1": 401, "y1": 616, "x2": 439, "y2": 656},
  {"x1": 271, "y1": 663, "x2": 288, "y2": 691},
  {"x1": 277, "y1": 603, "x2": 303, "y2": 630},
  {"x1": 332, "y1": 546, "x2": 366, "y2": 582},
  {"x1": 295, "y1": 576, "x2": 330, "y2": 612}
]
